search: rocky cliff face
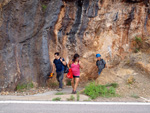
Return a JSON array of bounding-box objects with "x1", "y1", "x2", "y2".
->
[{"x1": 0, "y1": 0, "x2": 150, "y2": 91}]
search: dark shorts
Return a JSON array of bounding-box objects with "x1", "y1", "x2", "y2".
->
[{"x1": 73, "y1": 75, "x2": 80, "y2": 78}]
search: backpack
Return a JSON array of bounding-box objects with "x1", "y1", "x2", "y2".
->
[
  {"x1": 64, "y1": 64, "x2": 69, "y2": 73},
  {"x1": 96, "y1": 59, "x2": 106, "y2": 69},
  {"x1": 101, "y1": 59, "x2": 106, "y2": 68},
  {"x1": 59, "y1": 57, "x2": 69, "y2": 73}
]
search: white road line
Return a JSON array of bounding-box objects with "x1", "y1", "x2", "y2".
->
[{"x1": 0, "y1": 101, "x2": 150, "y2": 105}]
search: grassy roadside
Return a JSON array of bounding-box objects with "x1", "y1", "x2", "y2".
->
[{"x1": 84, "y1": 82, "x2": 119, "y2": 99}]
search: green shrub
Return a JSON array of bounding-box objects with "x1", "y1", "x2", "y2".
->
[
  {"x1": 66, "y1": 80, "x2": 71, "y2": 86},
  {"x1": 135, "y1": 36, "x2": 142, "y2": 43},
  {"x1": 84, "y1": 82, "x2": 118, "y2": 99},
  {"x1": 50, "y1": 82, "x2": 59, "y2": 88},
  {"x1": 42, "y1": 4, "x2": 47, "y2": 11},
  {"x1": 27, "y1": 82, "x2": 34, "y2": 89},
  {"x1": 135, "y1": 48, "x2": 140, "y2": 53},
  {"x1": 108, "y1": 87, "x2": 116, "y2": 95},
  {"x1": 55, "y1": 92, "x2": 64, "y2": 95},
  {"x1": 105, "y1": 83, "x2": 119, "y2": 88},
  {"x1": 67, "y1": 95, "x2": 75, "y2": 101},
  {"x1": 77, "y1": 92, "x2": 80, "y2": 101},
  {"x1": 16, "y1": 82, "x2": 34, "y2": 91},
  {"x1": 84, "y1": 82, "x2": 99, "y2": 99},
  {"x1": 134, "y1": 36, "x2": 142, "y2": 53},
  {"x1": 17, "y1": 84, "x2": 27, "y2": 91},
  {"x1": 52, "y1": 97, "x2": 61, "y2": 101}
]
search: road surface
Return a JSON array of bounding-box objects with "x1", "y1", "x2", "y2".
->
[{"x1": 0, "y1": 101, "x2": 150, "y2": 113}]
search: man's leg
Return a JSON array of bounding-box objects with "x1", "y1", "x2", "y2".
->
[
  {"x1": 98, "y1": 69, "x2": 102, "y2": 76},
  {"x1": 56, "y1": 72, "x2": 61, "y2": 88},
  {"x1": 58, "y1": 71, "x2": 64, "y2": 89},
  {"x1": 56, "y1": 72, "x2": 59, "y2": 82}
]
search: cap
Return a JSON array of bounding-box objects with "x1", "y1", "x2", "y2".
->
[{"x1": 96, "y1": 54, "x2": 101, "y2": 58}]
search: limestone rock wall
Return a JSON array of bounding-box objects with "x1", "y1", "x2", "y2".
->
[{"x1": 0, "y1": 0, "x2": 150, "y2": 91}]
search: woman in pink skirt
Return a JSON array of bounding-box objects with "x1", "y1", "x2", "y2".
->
[{"x1": 68, "y1": 54, "x2": 83, "y2": 94}]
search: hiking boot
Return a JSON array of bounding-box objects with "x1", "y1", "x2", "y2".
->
[{"x1": 57, "y1": 88, "x2": 62, "y2": 91}]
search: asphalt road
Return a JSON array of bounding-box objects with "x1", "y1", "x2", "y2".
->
[{"x1": 0, "y1": 101, "x2": 150, "y2": 113}]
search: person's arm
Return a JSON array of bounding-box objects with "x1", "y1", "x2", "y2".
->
[
  {"x1": 96, "y1": 61, "x2": 98, "y2": 68},
  {"x1": 79, "y1": 61, "x2": 83, "y2": 69},
  {"x1": 60, "y1": 58, "x2": 66, "y2": 65},
  {"x1": 103, "y1": 59, "x2": 107, "y2": 68},
  {"x1": 67, "y1": 60, "x2": 72, "y2": 68}
]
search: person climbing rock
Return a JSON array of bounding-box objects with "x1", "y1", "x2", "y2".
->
[
  {"x1": 96, "y1": 53, "x2": 106, "y2": 76},
  {"x1": 68, "y1": 54, "x2": 83, "y2": 94},
  {"x1": 52, "y1": 52, "x2": 66, "y2": 91}
]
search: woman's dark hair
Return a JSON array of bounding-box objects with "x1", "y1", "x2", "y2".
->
[
  {"x1": 54, "y1": 52, "x2": 59, "y2": 56},
  {"x1": 73, "y1": 53, "x2": 80, "y2": 62}
]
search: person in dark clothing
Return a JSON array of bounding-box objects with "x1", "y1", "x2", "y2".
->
[
  {"x1": 52, "y1": 52, "x2": 66, "y2": 91},
  {"x1": 96, "y1": 54, "x2": 106, "y2": 75}
]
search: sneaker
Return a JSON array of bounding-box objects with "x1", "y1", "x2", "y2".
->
[
  {"x1": 57, "y1": 88, "x2": 62, "y2": 91},
  {"x1": 73, "y1": 91, "x2": 77, "y2": 94},
  {"x1": 72, "y1": 90, "x2": 76, "y2": 94},
  {"x1": 71, "y1": 90, "x2": 74, "y2": 94}
]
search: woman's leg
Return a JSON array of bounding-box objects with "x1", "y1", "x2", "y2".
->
[
  {"x1": 71, "y1": 77, "x2": 74, "y2": 89},
  {"x1": 74, "y1": 78, "x2": 79, "y2": 92}
]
